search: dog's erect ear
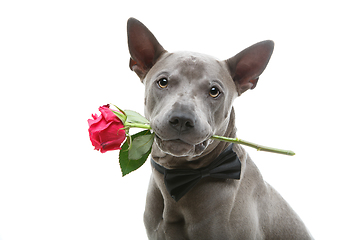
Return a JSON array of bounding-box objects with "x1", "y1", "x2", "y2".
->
[
  {"x1": 127, "y1": 18, "x2": 166, "y2": 80},
  {"x1": 226, "y1": 40, "x2": 274, "y2": 95}
]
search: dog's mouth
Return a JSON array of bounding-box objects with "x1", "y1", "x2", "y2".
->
[{"x1": 154, "y1": 135, "x2": 210, "y2": 157}]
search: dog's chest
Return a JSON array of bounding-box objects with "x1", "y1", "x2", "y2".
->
[{"x1": 152, "y1": 175, "x2": 247, "y2": 239}]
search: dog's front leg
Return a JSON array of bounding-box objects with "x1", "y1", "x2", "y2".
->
[
  {"x1": 144, "y1": 174, "x2": 165, "y2": 239},
  {"x1": 144, "y1": 173, "x2": 188, "y2": 240}
]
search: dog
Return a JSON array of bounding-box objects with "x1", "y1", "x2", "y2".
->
[{"x1": 127, "y1": 17, "x2": 313, "y2": 240}]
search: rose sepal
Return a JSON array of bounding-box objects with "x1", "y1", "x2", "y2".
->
[
  {"x1": 123, "y1": 110, "x2": 149, "y2": 124},
  {"x1": 111, "y1": 104, "x2": 127, "y2": 123}
]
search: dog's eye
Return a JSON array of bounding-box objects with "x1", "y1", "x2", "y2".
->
[
  {"x1": 158, "y1": 78, "x2": 168, "y2": 88},
  {"x1": 209, "y1": 87, "x2": 220, "y2": 98}
]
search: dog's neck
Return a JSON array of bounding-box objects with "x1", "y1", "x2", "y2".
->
[{"x1": 151, "y1": 108, "x2": 238, "y2": 170}]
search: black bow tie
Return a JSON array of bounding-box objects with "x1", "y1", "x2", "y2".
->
[{"x1": 151, "y1": 143, "x2": 241, "y2": 202}]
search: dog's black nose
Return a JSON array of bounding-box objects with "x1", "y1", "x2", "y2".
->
[{"x1": 169, "y1": 114, "x2": 195, "y2": 132}]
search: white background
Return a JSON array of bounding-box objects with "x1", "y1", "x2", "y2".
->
[{"x1": 1, "y1": 1, "x2": 359, "y2": 239}]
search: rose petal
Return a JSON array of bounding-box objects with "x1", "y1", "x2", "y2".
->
[
  {"x1": 89, "y1": 116, "x2": 110, "y2": 133},
  {"x1": 89, "y1": 130, "x2": 101, "y2": 150},
  {"x1": 98, "y1": 122, "x2": 126, "y2": 143},
  {"x1": 99, "y1": 105, "x2": 121, "y2": 122},
  {"x1": 100, "y1": 139, "x2": 123, "y2": 153},
  {"x1": 87, "y1": 113, "x2": 101, "y2": 126}
]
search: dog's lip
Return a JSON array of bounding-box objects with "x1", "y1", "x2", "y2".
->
[
  {"x1": 154, "y1": 134, "x2": 210, "y2": 156},
  {"x1": 154, "y1": 134, "x2": 208, "y2": 146}
]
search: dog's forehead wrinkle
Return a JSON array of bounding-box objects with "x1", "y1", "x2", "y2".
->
[
  {"x1": 171, "y1": 52, "x2": 221, "y2": 80},
  {"x1": 179, "y1": 64, "x2": 205, "y2": 80}
]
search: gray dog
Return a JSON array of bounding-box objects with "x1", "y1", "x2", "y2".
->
[{"x1": 127, "y1": 18, "x2": 313, "y2": 240}]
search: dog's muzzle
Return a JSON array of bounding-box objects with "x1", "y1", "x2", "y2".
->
[{"x1": 150, "y1": 102, "x2": 213, "y2": 157}]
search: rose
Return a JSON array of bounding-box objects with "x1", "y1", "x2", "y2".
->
[
  {"x1": 88, "y1": 104, "x2": 294, "y2": 176},
  {"x1": 88, "y1": 104, "x2": 126, "y2": 153}
]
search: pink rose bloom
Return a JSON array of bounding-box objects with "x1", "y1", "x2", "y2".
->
[{"x1": 88, "y1": 104, "x2": 126, "y2": 153}]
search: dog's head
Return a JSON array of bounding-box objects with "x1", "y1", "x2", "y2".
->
[{"x1": 127, "y1": 18, "x2": 273, "y2": 160}]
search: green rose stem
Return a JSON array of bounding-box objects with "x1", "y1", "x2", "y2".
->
[
  {"x1": 210, "y1": 135, "x2": 295, "y2": 156},
  {"x1": 124, "y1": 122, "x2": 152, "y2": 130},
  {"x1": 122, "y1": 122, "x2": 295, "y2": 156}
]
